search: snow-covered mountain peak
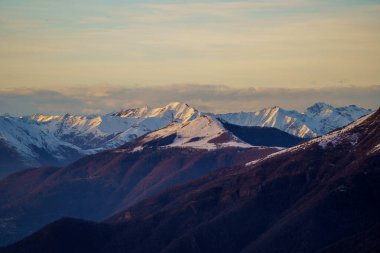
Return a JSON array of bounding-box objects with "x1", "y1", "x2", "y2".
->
[
  {"x1": 246, "y1": 109, "x2": 379, "y2": 167},
  {"x1": 0, "y1": 103, "x2": 202, "y2": 177},
  {"x1": 135, "y1": 115, "x2": 252, "y2": 150},
  {"x1": 0, "y1": 102, "x2": 373, "y2": 178},
  {"x1": 304, "y1": 103, "x2": 335, "y2": 121},
  {"x1": 0, "y1": 115, "x2": 83, "y2": 165},
  {"x1": 112, "y1": 102, "x2": 199, "y2": 123},
  {"x1": 113, "y1": 107, "x2": 150, "y2": 118},
  {"x1": 21, "y1": 102, "x2": 201, "y2": 150},
  {"x1": 218, "y1": 103, "x2": 371, "y2": 138},
  {"x1": 303, "y1": 103, "x2": 371, "y2": 135},
  {"x1": 149, "y1": 102, "x2": 199, "y2": 122},
  {"x1": 29, "y1": 114, "x2": 108, "y2": 134},
  {"x1": 306, "y1": 102, "x2": 334, "y2": 114},
  {"x1": 299, "y1": 110, "x2": 377, "y2": 152}
]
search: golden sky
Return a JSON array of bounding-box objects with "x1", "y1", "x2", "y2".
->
[{"x1": 0, "y1": 0, "x2": 379, "y2": 89}]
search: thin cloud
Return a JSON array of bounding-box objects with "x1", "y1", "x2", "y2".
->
[{"x1": 0, "y1": 85, "x2": 378, "y2": 116}]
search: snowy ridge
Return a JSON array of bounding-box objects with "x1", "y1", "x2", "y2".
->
[
  {"x1": 0, "y1": 102, "x2": 200, "y2": 170},
  {"x1": 246, "y1": 111, "x2": 376, "y2": 167},
  {"x1": 0, "y1": 115, "x2": 83, "y2": 166},
  {"x1": 0, "y1": 102, "x2": 372, "y2": 175},
  {"x1": 135, "y1": 115, "x2": 253, "y2": 150},
  {"x1": 217, "y1": 102, "x2": 371, "y2": 138},
  {"x1": 29, "y1": 102, "x2": 201, "y2": 150},
  {"x1": 314, "y1": 112, "x2": 373, "y2": 149},
  {"x1": 114, "y1": 102, "x2": 198, "y2": 123}
]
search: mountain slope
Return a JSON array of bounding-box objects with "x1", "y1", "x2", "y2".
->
[
  {"x1": 5, "y1": 109, "x2": 378, "y2": 253},
  {"x1": 132, "y1": 115, "x2": 252, "y2": 150},
  {"x1": 0, "y1": 116, "x2": 279, "y2": 246},
  {"x1": 0, "y1": 102, "x2": 200, "y2": 178},
  {"x1": 221, "y1": 122, "x2": 305, "y2": 147},
  {"x1": 0, "y1": 102, "x2": 369, "y2": 178},
  {"x1": 0, "y1": 115, "x2": 84, "y2": 177},
  {"x1": 0, "y1": 140, "x2": 28, "y2": 178},
  {"x1": 30, "y1": 101, "x2": 200, "y2": 150},
  {"x1": 217, "y1": 102, "x2": 371, "y2": 138}
]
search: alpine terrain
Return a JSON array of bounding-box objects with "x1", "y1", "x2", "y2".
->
[
  {"x1": 2, "y1": 108, "x2": 378, "y2": 253},
  {"x1": 0, "y1": 114, "x2": 285, "y2": 246},
  {"x1": 217, "y1": 102, "x2": 371, "y2": 138},
  {"x1": 0, "y1": 102, "x2": 370, "y2": 178}
]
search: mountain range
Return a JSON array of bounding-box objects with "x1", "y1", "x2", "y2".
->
[
  {"x1": 1, "y1": 107, "x2": 378, "y2": 253},
  {"x1": 216, "y1": 102, "x2": 371, "y2": 138},
  {"x1": 0, "y1": 102, "x2": 199, "y2": 177},
  {"x1": 0, "y1": 102, "x2": 371, "y2": 178},
  {"x1": 0, "y1": 114, "x2": 289, "y2": 246}
]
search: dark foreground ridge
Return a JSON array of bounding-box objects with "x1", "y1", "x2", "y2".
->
[
  {"x1": 0, "y1": 116, "x2": 285, "y2": 246},
  {"x1": 2, "y1": 109, "x2": 379, "y2": 253}
]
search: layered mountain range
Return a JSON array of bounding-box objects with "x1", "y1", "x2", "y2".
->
[
  {"x1": 0, "y1": 114, "x2": 289, "y2": 246},
  {"x1": 0, "y1": 102, "x2": 370, "y2": 178},
  {"x1": 1, "y1": 107, "x2": 379, "y2": 253},
  {"x1": 0, "y1": 102, "x2": 199, "y2": 177}
]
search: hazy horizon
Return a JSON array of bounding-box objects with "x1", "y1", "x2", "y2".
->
[{"x1": 0, "y1": 84, "x2": 378, "y2": 115}]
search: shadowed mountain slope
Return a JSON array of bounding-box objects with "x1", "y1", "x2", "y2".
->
[
  {"x1": 3, "y1": 109, "x2": 378, "y2": 253},
  {"x1": 221, "y1": 121, "x2": 306, "y2": 147},
  {"x1": 0, "y1": 115, "x2": 279, "y2": 246},
  {"x1": 0, "y1": 102, "x2": 369, "y2": 178}
]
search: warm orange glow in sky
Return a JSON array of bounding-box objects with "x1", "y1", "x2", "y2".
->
[{"x1": 0, "y1": 0, "x2": 379, "y2": 89}]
